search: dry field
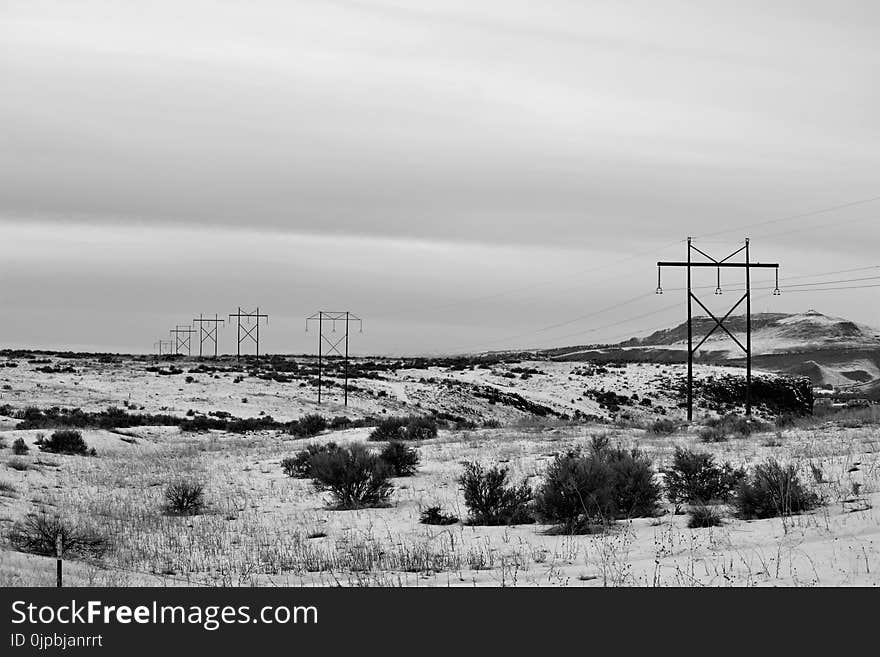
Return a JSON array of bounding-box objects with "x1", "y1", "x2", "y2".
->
[{"x1": 0, "y1": 355, "x2": 877, "y2": 587}]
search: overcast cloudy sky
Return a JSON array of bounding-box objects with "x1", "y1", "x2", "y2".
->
[{"x1": 1, "y1": 0, "x2": 879, "y2": 354}]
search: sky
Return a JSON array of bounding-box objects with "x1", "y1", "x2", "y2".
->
[{"x1": 1, "y1": 0, "x2": 879, "y2": 355}]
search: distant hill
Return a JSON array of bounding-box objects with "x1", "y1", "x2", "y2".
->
[{"x1": 543, "y1": 310, "x2": 880, "y2": 397}]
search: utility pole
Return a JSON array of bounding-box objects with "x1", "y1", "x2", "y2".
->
[
  {"x1": 656, "y1": 238, "x2": 780, "y2": 421},
  {"x1": 192, "y1": 313, "x2": 225, "y2": 358},
  {"x1": 228, "y1": 307, "x2": 269, "y2": 360},
  {"x1": 153, "y1": 339, "x2": 173, "y2": 358},
  {"x1": 169, "y1": 325, "x2": 197, "y2": 356},
  {"x1": 306, "y1": 311, "x2": 363, "y2": 405}
]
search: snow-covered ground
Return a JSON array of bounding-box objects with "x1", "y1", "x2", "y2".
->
[{"x1": 0, "y1": 354, "x2": 876, "y2": 587}]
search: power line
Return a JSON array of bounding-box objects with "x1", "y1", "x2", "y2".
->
[
  {"x1": 781, "y1": 283, "x2": 880, "y2": 292},
  {"x1": 426, "y1": 238, "x2": 687, "y2": 313},
  {"x1": 694, "y1": 194, "x2": 880, "y2": 240}
]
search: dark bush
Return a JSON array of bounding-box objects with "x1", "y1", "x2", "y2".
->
[
  {"x1": 597, "y1": 441, "x2": 661, "y2": 518},
  {"x1": 646, "y1": 418, "x2": 676, "y2": 435},
  {"x1": 662, "y1": 447, "x2": 745, "y2": 506},
  {"x1": 368, "y1": 416, "x2": 408, "y2": 441},
  {"x1": 458, "y1": 462, "x2": 533, "y2": 525},
  {"x1": 39, "y1": 430, "x2": 94, "y2": 456},
  {"x1": 329, "y1": 416, "x2": 351, "y2": 430},
  {"x1": 698, "y1": 426, "x2": 728, "y2": 443},
  {"x1": 11, "y1": 437, "x2": 29, "y2": 455},
  {"x1": 368, "y1": 415, "x2": 438, "y2": 442},
  {"x1": 379, "y1": 441, "x2": 420, "y2": 477},
  {"x1": 534, "y1": 437, "x2": 660, "y2": 532},
  {"x1": 310, "y1": 443, "x2": 393, "y2": 509},
  {"x1": 281, "y1": 442, "x2": 340, "y2": 478},
  {"x1": 290, "y1": 414, "x2": 328, "y2": 438},
  {"x1": 164, "y1": 480, "x2": 206, "y2": 515},
  {"x1": 419, "y1": 506, "x2": 459, "y2": 525},
  {"x1": 688, "y1": 503, "x2": 723, "y2": 528},
  {"x1": 702, "y1": 413, "x2": 769, "y2": 441},
  {"x1": 9, "y1": 513, "x2": 109, "y2": 558},
  {"x1": 735, "y1": 460, "x2": 820, "y2": 519},
  {"x1": 534, "y1": 450, "x2": 614, "y2": 532}
]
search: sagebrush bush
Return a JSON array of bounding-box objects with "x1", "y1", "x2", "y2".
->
[
  {"x1": 39, "y1": 430, "x2": 94, "y2": 456},
  {"x1": 368, "y1": 415, "x2": 438, "y2": 441},
  {"x1": 534, "y1": 437, "x2": 660, "y2": 532},
  {"x1": 662, "y1": 447, "x2": 745, "y2": 505},
  {"x1": 310, "y1": 443, "x2": 393, "y2": 509},
  {"x1": 405, "y1": 416, "x2": 438, "y2": 440},
  {"x1": 534, "y1": 450, "x2": 614, "y2": 532},
  {"x1": 688, "y1": 503, "x2": 723, "y2": 528},
  {"x1": 379, "y1": 441, "x2": 420, "y2": 477},
  {"x1": 735, "y1": 460, "x2": 820, "y2": 519},
  {"x1": 419, "y1": 506, "x2": 459, "y2": 525},
  {"x1": 281, "y1": 442, "x2": 340, "y2": 478},
  {"x1": 600, "y1": 442, "x2": 661, "y2": 519},
  {"x1": 9, "y1": 513, "x2": 109, "y2": 558},
  {"x1": 698, "y1": 426, "x2": 728, "y2": 443},
  {"x1": 458, "y1": 462, "x2": 533, "y2": 525},
  {"x1": 290, "y1": 414, "x2": 328, "y2": 437},
  {"x1": 367, "y1": 416, "x2": 407, "y2": 441},
  {"x1": 164, "y1": 480, "x2": 206, "y2": 515},
  {"x1": 11, "y1": 437, "x2": 29, "y2": 455},
  {"x1": 647, "y1": 418, "x2": 676, "y2": 435},
  {"x1": 702, "y1": 414, "x2": 769, "y2": 442}
]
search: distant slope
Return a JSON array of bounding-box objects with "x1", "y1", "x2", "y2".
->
[{"x1": 543, "y1": 310, "x2": 880, "y2": 394}]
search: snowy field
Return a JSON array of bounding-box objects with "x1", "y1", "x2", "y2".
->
[{"x1": 0, "y1": 354, "x2": 876, "y2": 587}]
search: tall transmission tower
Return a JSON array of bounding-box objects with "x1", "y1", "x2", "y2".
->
[
  {"x1": 153, "y1": 339, "x2": 173, "y2": 357},
  {"x1": 656, "y1": 237, "x2": 780, "y2": 421},
  {"x1": 169, "y1": 325, "x2": 197, "y2": 356},
  {"x1": 305, "y1": 311, "x2": 363, "y2": 405},
  {"x1": 228, "y1": 307, "x2": 269, "y2": 359},
  {"x1": 192, "y1": 313, "x2": 225, "y2": 358}
]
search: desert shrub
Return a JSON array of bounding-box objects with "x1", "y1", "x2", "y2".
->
[
  {"x1": 735, "y1": 460, "x2": 820, "y2": 519},
  {"x1": 458, "y1": 462, "x2": 533, "y2": 525},
  {"x1": 39, "y1": 430, "x2": 94, "y2": 456},
  {"x1": 290, "y1": 414, "x2": 327, "y2": 438},
  {"x1": 534, "y1": 439, "x2": 660, "y2": 532},
  {"x1": 662, "y1": 447, "x2": 745, "y2": 505},
  {"x1": 534, "y1": 450, "x2": 614, "y2": 532},
  {"x1": 698, "y1": 426, "x2": 728, "y2": 443},
  {"x1": 419, "y1": 506, "x2": 459, "y2": 525},
  {"x1": 310, "y1": 443, "x2": 393, "y2": 509},
  {"x1": 11, "y1": 437, "x2": 29, "y2": 455},
  {"x1": 379, "y1": 441, "x2": 420, "y2": 477},
  {"x1": 405, "y1": 415, "x2": 439, "y2": 440},
  {"x1": 599, "y1": 442, "x2": 661, "y2": 518},
  {"x1": 646, "y1": 418, "x2": 676, "y2": 435},
  {"x1": 6, "y1": 458, "x2": 30, "y2": 471},
  {"x1": 9, "y1": 513, "x2": 109, "y2": 558},
  {"x1": 329, "y1": 416, "x2": 351, "y2": 430},
  {"x1": 163, "y1": 479, "x2": 206, "y2": 515},
  {"x1": 281, "y1": 442, "x2": 340, "y2": 479},
  {"x1": 482, "y1": 418, "x2": 502, "y2": 429},
  {"x1": 704, "y1": 413, "x2": 769, "y2": 441},
  {"x1": 688, "y1": 503, "x2": 723, "y2": 528},
  {"x1": 368, "y1": 415, "x2": 438, "y2": 442},
  {"x1": 368, "y1": 416, "x2": 408, "y2": 441}
]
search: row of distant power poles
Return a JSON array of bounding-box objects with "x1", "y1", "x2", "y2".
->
[
  {"x1": 153, "y1": 309, "x2": 362, "y2": 406},
  {"x1": 156, "y1": 308, "x2": 269, "y2": 359}
]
